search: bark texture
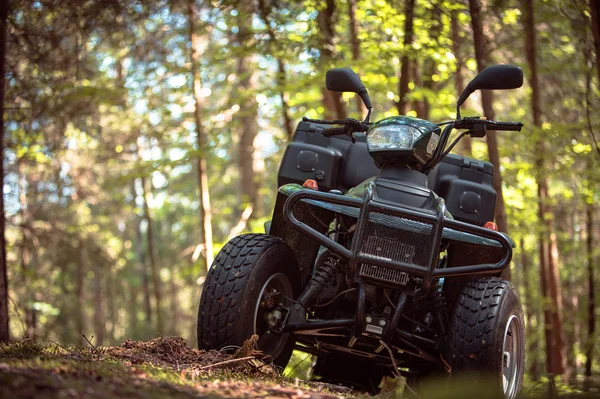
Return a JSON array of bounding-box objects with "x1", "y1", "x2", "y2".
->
[
  {"x1": 141, "y1": 176, "x2": 163, "y2": 335},
  {"x1": 188, "y1": 0, "x2": 214, "y2": 269},
  {"x1": 236, "y1": 1, "x2": 259, "y2": 220},
  {"x1": 469, "y1": 0, "x2": 509, "y2": 243},
  {"x1": 451, "y1": 10, "x2": 472, "y2": 156},
  {"x1": 396, "y1": 0, "x2": 415, "y2": 115},
  {"x1": 0, "y1": 0, "x2": 9, "y2": 343},
  {"x1": 348, "y1": 0, "x2": 365, "y2": 117},
  {"x1": 591, "y1": 0, "x2": 600, "y2": 85},
  {"x1": 317, "y1": 0, "x2": 347, "y2": 120},
  {"x1": 585, "y1": 200, "x2": 595, "y2": 377},
  {"x1": 524, "y1": 0, "x2": 566, "y2": 375}
]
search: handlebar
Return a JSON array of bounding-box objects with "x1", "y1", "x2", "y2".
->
[
  {"x1": 485, "y1": 121, "x2": 523, "y2": 131},
  {"x1": 453, "y1": 117, "x2": 523, "y2": 134},
  {"x1": 322, "y1": 126, "x2": 348, "y2": 137},
  {"x1": 303, "y1": 116, "x2": 371, "y2": 138}
]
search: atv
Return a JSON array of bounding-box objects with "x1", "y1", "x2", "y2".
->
[{"x1": 197, "y1": 65, "x2": 526, "y2": 398}]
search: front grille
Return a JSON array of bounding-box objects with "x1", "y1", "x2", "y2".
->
[
  {"x1": 360, "y1": 212, "x2": 434, "y2": 268},
  {"x1": 359, "y1": 263, "x2": 410, "y2": 285}
]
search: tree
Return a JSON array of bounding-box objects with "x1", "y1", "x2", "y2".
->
[
  {"x1": 451, "y1": 9, "x2": 472, "y2": 157},
  {"x1": 347, "y1": 0, "x2": 364, "y2": 117},
  {"x1": 141, "y1": 176, "x2": 163, "y2": 335},
  {"x1": 523, "y1": 0, "x2": 565, "y2": 375},
  {"x1": 0, "y1": 0, "x2": 9, "y2": 344},
  {"x1": 317, "y1": 0, "x2": 347, "y2": 120},
  {"x1": 396, "y1": 0, "x2": 415, "y2": 115},
  {"x1": 235, "y1": 1, "x2": 259, "y2": 224},
  {"x1": 591, "y1": 0, "x2": 600, "y2": 85},
  {"x1": 585, "y1": 198, "x2": 595, "y2": 377},
  {"x1": 188, "y1": 0, "x2": 214, "y2": 270},
  {"x1": 468, "y1": 0, "x2": 510, "y2": 284}
]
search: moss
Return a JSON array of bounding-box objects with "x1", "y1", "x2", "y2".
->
[
  {"x1": 0, "y1": 340, "x2": 46, "y2": 359},
  {"x1": 0, "y1": 340, "x2": 352, "y2": 399}
]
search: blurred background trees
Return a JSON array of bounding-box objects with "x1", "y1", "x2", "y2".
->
[{"x1": 0, "y1": 0, "x2": 598, "y2": 382}]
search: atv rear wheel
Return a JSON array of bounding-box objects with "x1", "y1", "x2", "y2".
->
[
  {"x1": 446, "y1": 277, "x2": 525, "y2": 399},
  {"x1": 197, "y1": 234, "x2": 300, "y2": 368}
]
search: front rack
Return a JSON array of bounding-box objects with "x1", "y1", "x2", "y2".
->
[{"x1": 282, "y1": 183, "x2": 513, "y2": 291}]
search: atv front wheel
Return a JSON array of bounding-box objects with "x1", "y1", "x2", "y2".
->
[
  {"x1": 197, "y1": 234, "x2": 300, "y2": 368},
  {"x1": 446, "y1": 277, "x2": 525, "y2": 399}
]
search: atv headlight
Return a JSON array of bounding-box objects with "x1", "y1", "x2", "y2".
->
[{"x1": 367, "y1": 124, "x2": 422, "y2": 151}]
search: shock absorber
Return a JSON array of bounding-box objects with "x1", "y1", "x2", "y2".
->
[
  {"x1": 430, "y1": 289, "x2": 447, "y2": 335},
  {"x1": 297, "y1": 252, "x2": 344, "y2": 309}
]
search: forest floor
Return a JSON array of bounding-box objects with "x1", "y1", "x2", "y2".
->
[
  {"x1": 1, "y1": 336, "x2": 599, "y2": 399},
  {"x1": 0, "y1": 336, "x2": 355, "y2": 399}
]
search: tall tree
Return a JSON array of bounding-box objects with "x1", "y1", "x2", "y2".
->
[
  {"x1": 18, "y1": 168, "x2": 36, "y2": 339},
  {"x1": 0, "y1": 0, "x2": 9, "y2": 344},
  {"x1": 520, "y1": 239, "x2": 539, "y2": 379},
  {"x1": 256, "y1": 0, "x2": 295, "y2": 141},
  {"x1": 347, "y1": 0, "x2": 364, "y2": 117},
  {"x1": 585, "y1": 198, "x2": 595, "y2": 376},
  {"x1": 591, "y1": 0, "x2": 600, "y2": 85},
  {"x1": 141, "y1": 176, "x2": 163, "y2": 335},
  {"x1": 188, "y1": 0, "x2": 214, "y2": 269},
  {"x1": 317, "y1": 0, "x2": 347, "y2": 120},
  {"x1": 236, "y1": 1, "x2": 259, "y2": 223},
  {"x1": 523, "y1": 0, "x2": 566, "y2": 375},
  {"x1": 451, "y1": 9, "x2": 472, "y2": 156},
  {"x1": 396, "y1": 0, "x2": 415, "y2": 115},
  {"x1": 468, "y1": 0, "x2": 509, "y2": 240}
]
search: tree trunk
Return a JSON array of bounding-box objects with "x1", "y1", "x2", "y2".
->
[
  {"x1": 18, "y1": 168, "x2": 36, "y2": 340},
  {"x1": 585, "y1": 200, "x2": 595, "y2": 377},
  {"x1": 188, "y1": 0, "x2": 214, "y2": 270},
  {"x1": 590, "y1": 0, "x2": 600, "y2": 86},
  {"x1": 451, "y1": 10, "x2": 472, "y2": 156},
  {"x1": 317, "y1": 0, "x2": 347, "y2": 120},
  {"x1": 548, "y1": 231, "x2": 566, "y2": 373},
  {"x1": 412, "y1": 59, "x2": 428, "y2": 119},
  {"x1": 141, "y1": 176, "x2": 163, "y2": 335},
  {"x1": 348, "y1": 0, "x2": 365, "y2": 117},
  {"x1": 256, "y1": 0, "x2": 294, "y2": 141},
  {"x1": 520, "y1": 238, "x2": 539, "y2": 379},
  {"x1": 277, "y1": 60, "x2": 294, "y2": 141},
  {"x1": 469, "y1": 0, "x2": 509, "y2": 243},
  {"x1": 236, "y1": 2, "x2": 259, "y2": 220},
  {"x1": 92, "y1": 250, "x2": 104, "y2": 346},
  {"x1": 76, "y1": 241, "x2": 85, "y2": 345},
  {"x1": 0, "y1": 0, "x2": 9, "y2": 344},
  {"x1": 524, "y1": 0, "x2": 565, "y2": 375},
  {"x1": 134, "y1": 180, "x2": 152, "y2": 329},
  {"x1": 396, "y1": 0, "x2": 415, "y2": 115}
]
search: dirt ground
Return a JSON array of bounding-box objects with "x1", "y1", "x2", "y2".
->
[
  {"x1": 1, "y1": 337, "x2": 599, "y2": 399},
  {"x1": 0, "y1": 336, "x2": 354, "y2": 399}
]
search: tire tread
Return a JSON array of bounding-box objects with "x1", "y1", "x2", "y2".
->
[
  {"x1": 447, "y1": 277, "x2": 510, "y2": 370},
  {"x1": 197, "y1": 234, "x2": 286, "y2": 349}
]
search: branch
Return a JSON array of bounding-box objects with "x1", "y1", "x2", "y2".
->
[
  {"x1": 585, "y1": 63, "x2": 600, "y2": 158},
  {"x1": 228, "y1": 205, "x2": 254, "y2": 240},
  {"x1": 197, "y1": 355, "x2": 255, "y2": 370}
]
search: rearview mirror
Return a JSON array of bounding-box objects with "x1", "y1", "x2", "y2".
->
[
  {"x1": 326, "y1": 68, "x2": 364, "y2": 93},
  {"x1": 326, "y1": 68, "x2": 372, "y2": 112},
  {"x1": 457, "y1": 64, "x2": 523, "y2": 107}
]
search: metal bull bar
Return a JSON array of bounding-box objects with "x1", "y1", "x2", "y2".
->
[{"x1": 282, "y1": 183, "x2": 513, "y2": 292}]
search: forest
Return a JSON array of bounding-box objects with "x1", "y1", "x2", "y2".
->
[{"x1": 0, "y1": 0, "x2": 598, "y2": 395}]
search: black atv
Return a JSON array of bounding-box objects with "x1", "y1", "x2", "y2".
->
[{"x1": 197, "y1": 65, "x2": 525, "y2": 398}]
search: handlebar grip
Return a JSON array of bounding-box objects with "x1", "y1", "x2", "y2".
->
[
  {"x1": 487, "y1": 121, "x2": 523, "y2": 131},
  {"x1": 322, "y1": 126, "x2": 347, "y2": 137}
]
